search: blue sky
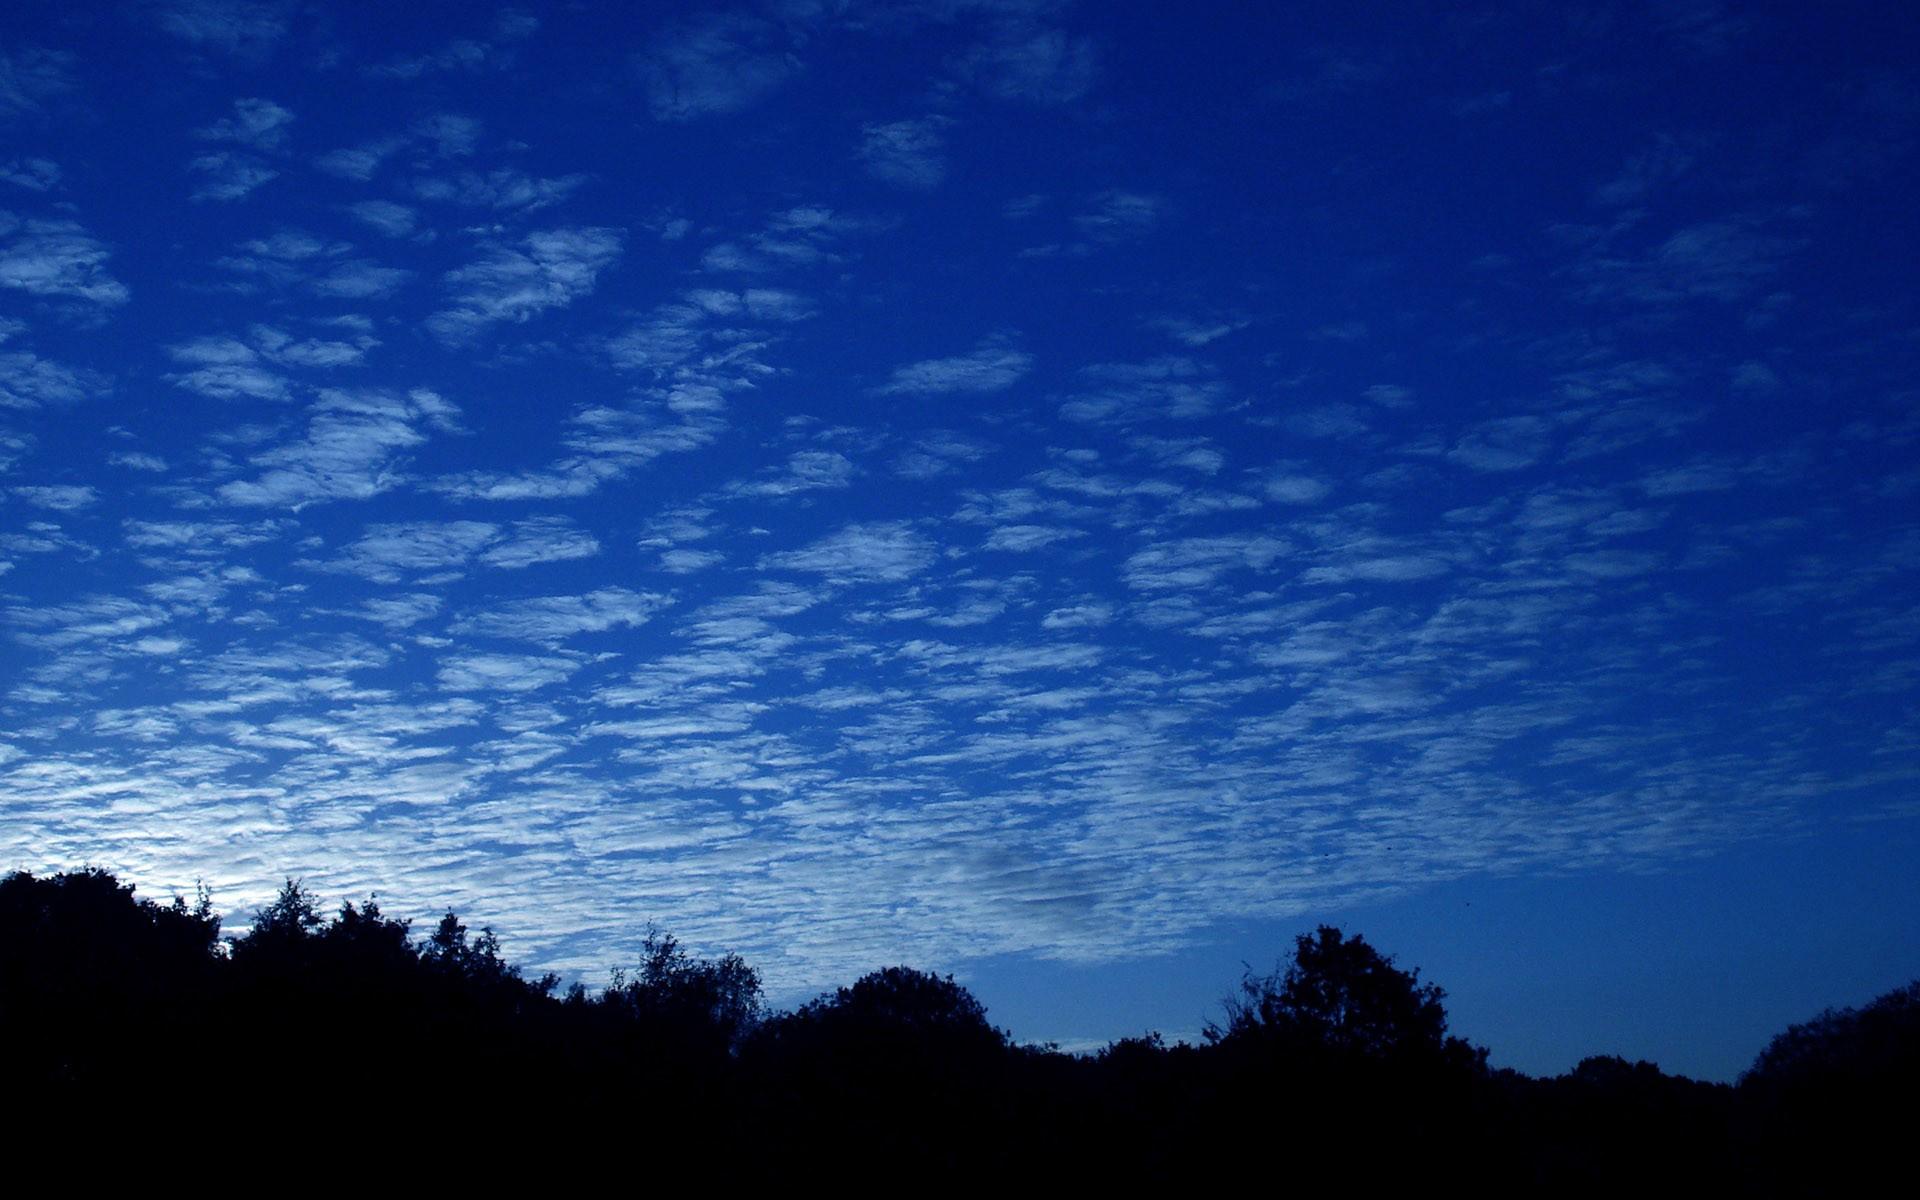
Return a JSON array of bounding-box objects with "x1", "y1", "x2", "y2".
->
[{"x1": 3, "y1": 0, "x2": 1917, "y2": 1080}]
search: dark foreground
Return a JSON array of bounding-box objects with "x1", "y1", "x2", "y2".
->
[{"x1": 1, "y1": 868, "x2": 1911, "y2": 1190}]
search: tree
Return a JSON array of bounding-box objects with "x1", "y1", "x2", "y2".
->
[
  {"x1": 605, "y1": 925, "x2": 763, "y2": 1057},
  {"x1": 1205, "y1": 925, "x2": 1455, "y2": 1061}
]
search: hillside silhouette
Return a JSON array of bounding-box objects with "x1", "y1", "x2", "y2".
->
[{"x1": 1, "y1": 867, "x2": 1909, "y2": 1188}]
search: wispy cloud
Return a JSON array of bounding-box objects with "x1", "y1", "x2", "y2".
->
[
  {"x1": 761, "y1": 522, "x2": 938, "y2": 584},
  {"x1": 429, "y1": 227, "x2": 623, "y2": 343},
  {"x1": 0, "y1": 215, "x2": 130, "y2": 307},
  {"x1": 214, "y1": 388, "x2": 460, "y2": 508},
  {"x1": 879, "y1": 339, "x2": 1033, "y2": 396},
  {"x1": 638, "y1": 13, "x2": 798, "y2": 122},
  {"x1": 859, "y1": 117, "x2": 952, "y2": 189},
  {"x1": 153, "y1": 0, "x2": 292, "y2": 65}
]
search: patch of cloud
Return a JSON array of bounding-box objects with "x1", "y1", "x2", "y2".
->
[
  {"x1": 761, "y1": 522, "x2": 937, "y2": 585},
  {"x1": 310, "y1": 260, "x2": 411, "y2": 300},
  {"x1": 314, "y1": 137, "x2": 406, "y2": 181},
  {"x1": 108, "y1": 451, "x2": 169, "y2": 472},
  {"x1": 197, "y1": 97, "x2": 293, "y2": 150},
  {"x1": 11, "y1": 484, "x2": 97, "y2": 511},
  {"x1": 0, "y1": 45, "x2": 76, "y2": 116},
  {"x1": 638, "y1": 12, "x2": 799, "y2": 122},
  {"x1": 346, "y1": 200, "x2": 419, "y2": 238},
  {"x1": 859, "y1": 117, "x2": 952, "y2": 189},
  {"x1": 0, "y1": 159, "x2": 61, "y2": 191},
  {"x1": 1124, "y1": 535, "x2": 1287, "y2": 591},
  {"x1": 165, "y1": 324, "x2": 375, "y2": 401},
  {"x1": 878, "y1": 338, "x2": 1032, "y2": 395},
  {"x1": 1060, "y1": 357, "x2": 1227, "y2": 424},
  {"x1": 189, "y1": 151, "x2": 279, "y2": 202},
  {"x1": 1072, "y1": 190, "x2": 1163, "y2": 242},
  {"x1": 437, "y1": 652, "x2": 581, "y2": 693},
  {"x1": 0, "y1": 215, "x2": 130, "y2": 307},
  {"x1": 1562, "y1": 216, "x2": 1799, "y2": 309},
  {"x1": 1149, "y1": 314, "x2": 1248, "y2": 347},
  {"x1": 429, "y1": 227, "x2": 623, "y2": 343},
  {"x1": 698, "y1": 205, "x2": 870, "y2": 274},
  {"x1": 214, "y1": 388, "x2": 461, "y2": 508},
  {"x1": 1447, "y1": 415, "x2": 1554, "y2": 473},
  {"x1": 0, "y1": 346, "x2": 106, "y2": 409},
  {"x1": 984, "y1": 524, "x2": 1085, "y2": 553},
  {"x1": 154, "y1": 0, "x2": 293, "y2": 64},
  {"x1": 958, "y1": 19, "x2": 1097, "y2": 104},
  {"x1": 451, "y1": 588, "x2": 670, "y2": 644},
  {"x1": 408, "y1": 168, "x2": 587, "y2": 212},
  {"x1": 725, "y1": 450, "x2": 854, "y2": 499}
]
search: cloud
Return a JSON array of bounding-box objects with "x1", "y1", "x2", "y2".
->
[
  {"x1": 1059, "y1": 358, "x2": 1226, "y2": 424},
  {"x1": 189, "y1": 151, "x2": 279, "y2": 202},
  {"x1": 310, "y1": 260, "x2": 411, "y2": 299},
  {"x1": 314, "y1": 138, "x2": 406, "y2": 181},
  {"x1": 309, "y1": 520, "x2": 501, "y2": 583},
  {"x1": 638, "y1": 13, "x2": 798, "y2": 121},
  {"x1": 346, "y1": 200, "x2": 419, "y2": 238},
  {"x1": 197, "y1": 97, "x2": 293, "y2": 149},
  {"x1": 301, "y1": 514, "x2": 597, "y2": 581},
  {"x1": 11, "y1": 484, "x2": 97, "y2": 511},
  {"x1": 984, "y1": 524, "x2": 1085, "y2": 553},
  {"x1": 0, "y1": 45, "x2": 76, "y2": 116},
  {"x1": 959, "y1": 21, "x2": 1097, "y2": 104},
  {"x1": 1564, "y1": 216, "x2": 1799, "y2": 309},
  {"x1": 0, "y1": 159, "x2": 61, "y2": 191},
  {"x1": 1264, "y1": 472, "x2": 1332, "y2": 504},
  {"x1": 1447, "y1": 415, "x2": 1554, "y2": 473},
  {"x1": 725, "y1": 450, "x2": 854, "y2": 498},
  {"x1": 859, "y1": 117, "x2": 952, "y2": 189},
  {"x1": 429, "y1": 227, "x2": 623, "y2": 342},
  {"x1": 407, "y1": 168, "x2": 586, "y2": 211},
  {"x1": 477, "y1": 517, "x2": 602, "y2": 570},
  {"x1": 761, "y1": 522, "x2": 937, "y2": 584},
  {"x1": 214, "y1": 388, "x2": 461, "y2": 508},
  {"x1": 1124, "y1": 535, "x2": 1287, "y2": 591},
  {"x1": 879, "y1": 339, "x2": 1032, "y2": 395},
  {"x1": 0, "y1": 215, "x2": 130, "y2": 307},
  {"x1": 450, "y1": 588, "x2": 670, "y2": 644},
  {"x1": 165, "y1": 324, "x2": 375, "y2": 401},
  {"x1": 1072, "y1": 190, "x2": 1163, "y2": 242},
  {"x1": 437, "y1": 652, "x2": 581, "y2": 693},
  {"x1": 154, "y1": 0, "x2": 293, "y2": 64},
  {"x1": 0, "y1": 347, "x2": 105, "y2": 409}
]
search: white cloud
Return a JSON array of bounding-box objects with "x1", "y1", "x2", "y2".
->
[
  {"x1": 761, "y1": 522, "x2": 937, "y2": 584},
  {"x1": 197, "y1": 97, "x2": 293, "y2": 150},
  {"x1": 959, "y1": 21, "x2": 1097, "y2": 104},
  {"x1": 638, "y1": 13, "x2": 798, "y2": 122},
  {"x1": 347, "y1": 200, "x2": 418, "y2": 238},
  {"x1": 0, "y1": 159, "x2": 61, "y2": 191},
  {"x1": 430, "y1": 227, "x2": 623, "y2": 342},
  {"x1": 0, "y1": 216, "x2": 129, "y2": 307},
  {"x1": 215, "y1": 389, "x2": 459, "y2": 508},
  {"x1": 859, "y1": 117, "x2": 951, "y2": 189},
  {"x1": 155, "y1": 0, "x2": 292, "y2": 64},
  {"x1": 438, "y1": 652, "x2": 581, "y2": 693},
  {"x1": 452, "y1": 588, "x2": 670, "y2": 643},
  {"x1": 879, "y1": 339, "x2": 1032, "y2": 395}
]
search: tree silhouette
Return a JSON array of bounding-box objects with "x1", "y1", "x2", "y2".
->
[
  {"x1": 1206, "y1": 925, "x2": 1454, "y2": 1060},
  {"x1": 1738, "y1": 979, "x2": 1920, "y2": 1190}
]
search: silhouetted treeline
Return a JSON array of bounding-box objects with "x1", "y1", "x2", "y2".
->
[{"x1": 1, "y1": 868, "x2": 1910, "y2": 1189}]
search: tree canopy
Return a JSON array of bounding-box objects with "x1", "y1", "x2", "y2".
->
[{"x1": 1206, "y1": 924, "x2": 1454, "y2": 1060}]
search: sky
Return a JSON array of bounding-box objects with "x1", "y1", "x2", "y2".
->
[{"x1": 3, "y1": 0, "x2": 1917, "y2": 1082}]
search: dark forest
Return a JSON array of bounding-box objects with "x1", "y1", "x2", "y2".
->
[{"x1": 1, "y1": 867, "x2": 1910, "y2": 1189}]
